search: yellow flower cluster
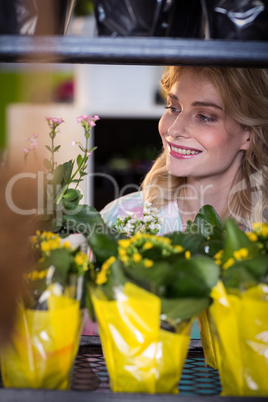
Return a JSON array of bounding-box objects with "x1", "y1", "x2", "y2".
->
[
  {"x1": 25, "y1": 268, "x2": 50, "y2": 281},
  {"x1": 214, "y1": 247, "x2": 251, "y2": 270},
  {"x1": 29, "y1": 230, "x2": 89, "y2": 279},
  {"x1": 252, "y1": 222, "x2": 268, "y2": 237},
  {"x1": 117, "y1": 232, "x2": 188, "y2": 268},
  {"x1": 96, "y1": 256, "x2": 116, "y2": 285}
]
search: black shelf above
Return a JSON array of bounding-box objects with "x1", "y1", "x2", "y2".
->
[{"x1": 1, "y1": 35, "x2": 268, "y2": 66}]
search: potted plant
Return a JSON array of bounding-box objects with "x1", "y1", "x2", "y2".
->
[
  {"x1": 0, "y1": 230, "x2": 90, "y2": 389},
  {"x1": 82, "y1": 205, "x2": 221, "y2": 393},
  {"x1": 206, "y1": 220, "x2": 268, "y2": 396}
]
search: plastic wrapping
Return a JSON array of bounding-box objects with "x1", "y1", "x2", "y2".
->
[
  {"x1": 0, "y1": 295, "x2": 82, "y2": 389},
  {"x1": 208, "y1": 281, "x2": 268, "y2": 396},
  {"x1": 0, "y1": 0, "x2": 75, "y2": 35},
  {"x1": 91, "y1": 282, "x2": 194, "y2": 394},
  {"x1": 198, "y1": 308, "x2": 218, "y2": 369},
  {"x1": 93, "y1": 0, "x2": 205, "y2": 38},
  {"x1": 202, "y1": 0, "x2": 268, "y2": 40}
]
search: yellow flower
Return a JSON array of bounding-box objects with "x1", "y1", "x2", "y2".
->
[
  {"x1": 28, "y1": 269, "x2": 49, "y2": 281},
  {"x1": 118, "y1": 239, "x2": 132, "y2": 248},
  {"x1": 120, "y1": 255, "x2": 129, "y2": 264},
  {"x1": 63, "y1": 241, "x2": 71, "y2": 248},
  {"x1": 223, "y1": 257, "x2": 235, "y2": 270},
  {"x1": 144, "y1": 259, "x2": 154, "y2": 268},
  {"x1": 233, "y1": 247, "x2": 249, "y2": 260},
  {"x1": 143, "y1": 241, "x2": 153, "y2": 250},
  {"x1": 246, "y1": 232, "x2": 258, "y2": 242},
  {"x1": 174, "y1": 245, "x2": 184, "y2": 253},
  {"x1": 132, "y1": 253, "x2": 142, "y2": 263},
  {"x1": 253, "y1": 222, "x2": 268, "y2": 237},
  {"x1": 185, "y1": 251, "x2": 191, "y2": 260},
  {"x1": 74, "y1": 251, "x2": 87, "y2": 266},
  {"x1": 96, "y1": 270, "x2": 108, "y2": 285},
  {"x1": 214, "y1": 249, "x2": 223, "y2": 260},
  {"x1": 96, "y1": 256, "x2": 116, "y2": 285},
  {"x1": 119, "y1": 248, "x2": 127, "y2": 256}
]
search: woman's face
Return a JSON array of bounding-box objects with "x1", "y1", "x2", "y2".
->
[{"x1": 159, "y1": 69, "x2": 250, "y2": 185}]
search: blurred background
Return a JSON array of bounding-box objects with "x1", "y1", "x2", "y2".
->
[{"x1": 0, "y1": 0, "x2": 166, "y2": 211}]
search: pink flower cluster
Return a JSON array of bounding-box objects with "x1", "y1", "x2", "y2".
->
[
  {"x1": 77, "y1": 114, "x2": 100, "y2": 127},
  {"x1": 22, "y1": 133, "x2": 39, "y2": 155},
  {"x1": 45, "y1": 116, "x2": 64, "y2": 128}
]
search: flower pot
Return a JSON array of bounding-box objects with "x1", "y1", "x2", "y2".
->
[
  {"x1": 91, "y1": 282, "x2": 194, "y2": 394},
  {"x1": 0, "y1": 295, "x2": 82, "y2": 389},
  {"x1": 0, "y1": 0, "x2": 76, "y2": 35},
  {"x1": 208, "y1": 282, "x2": 268, "y2": 396}
]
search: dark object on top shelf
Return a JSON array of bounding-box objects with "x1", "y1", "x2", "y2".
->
[
  {"x1": 0, "y1": 0, "x2": 76, "y2": 35},
  {"x1": 203, "y1": 0, "x2": 268, "y2": 40},
  {"x1": 93, "y1": 0, "x2": 205, "y2": 38}
]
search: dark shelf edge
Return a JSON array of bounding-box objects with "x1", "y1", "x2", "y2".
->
[
  {"x1": 1, "y1": 35, "x2": 268, "y2": 66},
  {"x1": 79, "y1": 335, "x2": 203, "y2": 350}
]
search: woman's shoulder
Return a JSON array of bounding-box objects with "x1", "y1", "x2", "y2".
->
[{"x1": 101, "y1": 191, "x2": 145, "y2": 225}]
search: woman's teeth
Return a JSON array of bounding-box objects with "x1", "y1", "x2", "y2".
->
[{"x1": 171, "y1": 145, "x2": 199, "y2": 155}]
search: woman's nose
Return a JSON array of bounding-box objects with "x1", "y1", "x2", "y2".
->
[{"x1": 168, "y1": 114, "x2": 190, "y2": 138}]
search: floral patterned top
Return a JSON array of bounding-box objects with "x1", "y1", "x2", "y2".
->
[{"x1": 101, "y1": 191, "x2": 183, "y2": 235}]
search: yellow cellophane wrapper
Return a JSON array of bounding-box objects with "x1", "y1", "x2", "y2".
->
[
  {"x1": 91, "y1": 282, "x2": 193, "y2": 394},
  {"x1": 209, "y1": 281, "x2": 268, "y2": 396},
  {"x1": 0, "y1": 295, "x2": 82, "y2": 389},
  {"x1": 198, "y1": 309, "x2": 218, "y2": 369}
]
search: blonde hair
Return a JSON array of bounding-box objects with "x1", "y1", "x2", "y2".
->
[{"x1": 142, "y1": 66, "x2": 268, "y2": 228}]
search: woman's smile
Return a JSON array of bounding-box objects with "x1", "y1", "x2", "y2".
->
[{"x1": 167, "y1": 141, "x2": 202, "y2": 159}]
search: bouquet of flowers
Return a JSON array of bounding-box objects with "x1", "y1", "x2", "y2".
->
[
  {"x1": 0, "y1": 231, "x2": 90, "y2": 389},
  {"x1": 84, "y1": 205, "x2": 221, "y2": 394},
  {"x1": 206, "y1": 220, "x2": 268, "y2": 396}
]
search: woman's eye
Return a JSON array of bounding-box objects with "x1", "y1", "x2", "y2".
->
[
  {"x1": 165, "y1": 106, "x2": 181, "y2": 114},
  {"x1": 198, "y1": 114, "x2": 216, "y2": 123}
]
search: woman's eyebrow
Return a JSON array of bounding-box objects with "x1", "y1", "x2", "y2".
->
[
  {"x1": 167, "y1": 93, "x2": 178, "y2": 100},
  {"x1": 192, "y1": 101, "x2": 222, "y2": 110}
]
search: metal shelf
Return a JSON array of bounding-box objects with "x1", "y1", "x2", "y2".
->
[
  {"x1": 1, "y1": 35, "x2": 268, "y2": 66},
  {"x1": 1, "y1": 336, "x2": 268, "y2": 401}
]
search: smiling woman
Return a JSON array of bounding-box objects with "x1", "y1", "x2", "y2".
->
[{"x1": 101, "y1": 66, "x2": 268, "y2": 234}]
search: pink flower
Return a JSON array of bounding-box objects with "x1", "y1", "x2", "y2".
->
[
  {"x1": 77, "y1": 114, "x2": 100, "y2": 126},
  {"x1": 51, "y1": 117, "x2": 64, "y2": 125},
  {"x1": 45, "y1": 116, "x2": 64, "y2": 126},
  {"x1": 87, "y1": 151, "x2": 93, "y2": 157},
  {"x1": 22, "y1": 148, "x2": 30, "y2": 155},
  {"x1": 30, "y1": 138, "x2": 38, "y2": 150},
  {"x1": 33, "y1": 133, "x2": 39, "y2": 139}
]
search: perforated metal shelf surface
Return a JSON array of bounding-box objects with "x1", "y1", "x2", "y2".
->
[
  {"x1": 1, "y1": 337, "x2": 268, "y2": 402},
  {"x1": 71, "y1": 342, "x2": 221, "y2": 395}
]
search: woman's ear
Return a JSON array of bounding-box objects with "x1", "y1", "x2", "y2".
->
[{"x1": 240, "y1": 126, "x2": 251, "y2": 151}]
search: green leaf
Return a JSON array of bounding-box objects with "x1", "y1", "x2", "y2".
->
[
  {"x1": 164, "y1": 256, "x2": 220, "y2": 298},
  {"x1": 165, "y1": 231, "x2": 207, "y2": 255},
  {"x1": 54, "y1": 145, "x2": 61, "y2": 152},
  {"x1": 186, "y1": 205, "x2": 223, "y2": 239},
  {"x1": 123, "y1": 256, "x2": 220, "y2": 299},
  {"x1": 77, "y1": 154, "x2": 83, "y2": 168},
  {"x1": 63, "y1": 205, "x2": 119, "y2": 264},
  {"x1": 223, "y1": 219, "x2": 255, "y2": 262},
  {"x1": 161, "y1": 297, "x2": 211, "y2": 321},
  {"x1": 63, "y1": 188, "x2": 80, "y2": 201},
  {"x1": 38, "y1": 248, "x2": 72, "y2": 286},
  {"x1": 223, "y1": 254, "x2": 268, "y2": 289},
  {"x1": 45, "y1": 145, "x2": 52, "y2": 152},
  {"x1": 43, "y1": 158, "x2": 52, "y2": 170}
]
